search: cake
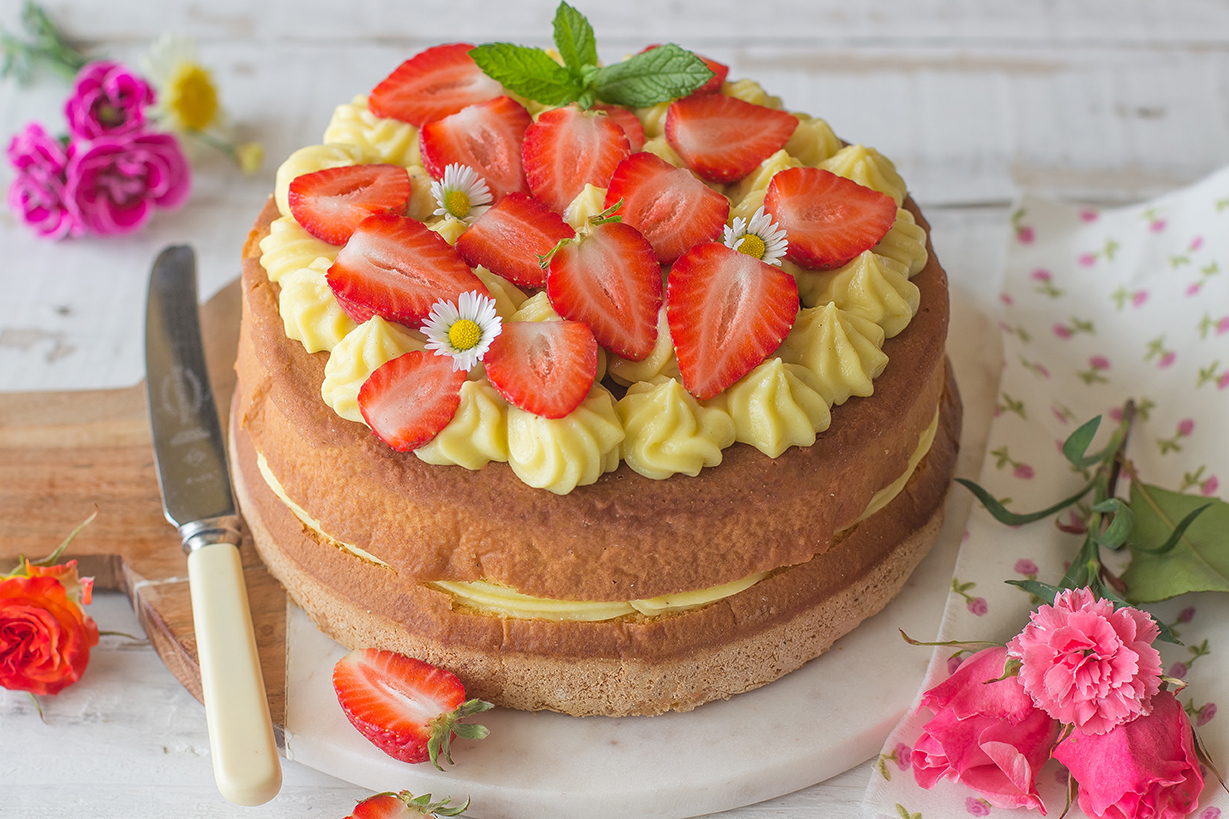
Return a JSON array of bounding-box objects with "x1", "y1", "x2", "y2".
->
[{"x1": 230, "y1": 18, "x2": 961, "y2": 718}]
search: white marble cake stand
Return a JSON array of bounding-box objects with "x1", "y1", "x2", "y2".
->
[{"x1": 280, "y1": 289, "x2": 1000, "y2": 819}]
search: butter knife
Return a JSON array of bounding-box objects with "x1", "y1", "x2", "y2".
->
[{"x1": 145, "y1": 245, "x2": 282, "y2": 806}]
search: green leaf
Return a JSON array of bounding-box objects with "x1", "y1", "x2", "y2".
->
[
  {"x1": 1062, "y1": 415, "x2": 1104, "y2": 468},
  {"x1": 1091, "y1": 498, "x2": 1134, "y2": 550},
  {"x1": 1005, "y1": 578, "x2": 1062, "y2": 604},
  {"x1": 552, "y1": 1, "x2": 597, "y2": 71},
  {"x1": 956, "y1": 477, "x2": 1095, "y2": 526},
  {"x1": 1122, "y1": 481, "x2": 1229, "y2": 601},
  {"x1": 1133, "y1": 503, "x2": 1211, "y2": 556},
  {"x1": 469, "y1": 42, "x2": 584, "y2": 106},
  {"x1": 594, "y1": 43, "x2": 713, "y2": 107}
]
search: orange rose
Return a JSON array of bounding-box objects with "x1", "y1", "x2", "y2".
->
[{"x1": 0, "y1": 559, "x2": 99, "y2": 695}]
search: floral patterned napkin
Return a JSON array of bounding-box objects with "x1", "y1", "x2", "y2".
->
[{"x1": 863, "y1": 166, "x2": 1229, "y2": 819}]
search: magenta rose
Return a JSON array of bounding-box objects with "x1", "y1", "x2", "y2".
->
[
  {"x1": 1007, "y1": 588, "x2": 1161, "y2": 735},
  {"x1": 6, "y1": 122, "x2": 82, "y2": 239},
  {"x1": 64, "y1": 61, "x2": 155, "y2": 141},
  {"x1": 911, "y1": 647, "x2": 1061, "y2": 812},
  {"x1": 64, "y1": 132, "x2": 191, "y2": 235},
  {"x1": 1054, "y1": 690, "x2": 1202, "y2": 819}
]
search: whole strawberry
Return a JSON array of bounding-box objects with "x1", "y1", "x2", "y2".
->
[
  {"x1": 333, "y1": 648, "x2": 493, "y2": 769},
  {"x1": 346, "y1": 790, "x2": 470, "y2": 819}
]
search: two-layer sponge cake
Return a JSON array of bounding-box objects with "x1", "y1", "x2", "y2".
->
[{"x1": 230, "y1": 28, "x2": 960, "y2": 717}]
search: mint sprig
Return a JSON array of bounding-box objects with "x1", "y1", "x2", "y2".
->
[{"x1": 469, "y1": 1, "x2": 713, "y2": 110}]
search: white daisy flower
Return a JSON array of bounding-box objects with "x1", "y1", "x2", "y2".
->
[
  {"x1": 430, "y1": 164, "x2": 493, "y2": 224},
  {"x1": 422, "y1": 290, "x2": 502, "y2": 372},
  {"x1": 723, "y1": 206, "x2": 789, "y2": 266}
]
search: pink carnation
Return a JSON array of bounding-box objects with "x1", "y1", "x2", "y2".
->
[
  {"x1": 64, "y1": 61, "x2": 155, "y2": 141},
  {"x1": 1007, "y1": 588, "x2": 1161, "y2": 735},
  {"x1": 6, "y1": 123, "x2": 82, "y2": 239},
  {"x1": 64, "y1": 133, "x2": 191, "y2": 235}
]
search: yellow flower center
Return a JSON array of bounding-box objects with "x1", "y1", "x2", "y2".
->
[
  {"x1": 448, "y1": 319, "x2": 482, "y2": 351},
  {"x1": 445, "y1": 189, "x2": 472, "y2": 219},
  {"x1": 167, "y1": 62, "x2": 219, "y2": 131},
  {"x1": 736, "y1": 234, "x2": 766, "y2": 260}
]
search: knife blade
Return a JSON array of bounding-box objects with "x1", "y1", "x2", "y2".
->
[{"x1": 145, "y1": 245, "x2": 282, "y2": 806}]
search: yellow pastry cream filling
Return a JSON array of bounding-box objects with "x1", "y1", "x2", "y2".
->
[
  {"x1": 262, "y1": 81, "x2": 930, "y2": 495},
  {"x1": 252, "y1": 407, "x2": 940, "y2": 621}
]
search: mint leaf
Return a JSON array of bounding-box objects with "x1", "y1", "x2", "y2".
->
[
  {"x1": 469, "y1": 43, "x2": 583, "y2": 106},
  {"x1": 1122, "y1": 482, "x2": 1229, "y2": 601},
  {"x1": 594, "y1": 43, "x2": 712, "y2": 107},
  {"x1": 552, "y1": 1, "x2": 596, "y2": 71}
]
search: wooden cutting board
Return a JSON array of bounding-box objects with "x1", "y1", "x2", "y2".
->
[{"x1": 0, "y1": 280, "x2": 288, "y2": 729}]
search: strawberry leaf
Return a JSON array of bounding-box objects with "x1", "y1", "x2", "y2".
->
[
  {"x1": 1122, "y1": 482, "x2": 1229, "y2": 601},
  {"x1": 594, "y1": 43, "x2": 713, "y2": 107},
  {"x1": 469, "y1": 43, "x2": 584, "y2": 106},
  {"x1": 552, "y1": 1, "x2": 597, "y2": 71}
]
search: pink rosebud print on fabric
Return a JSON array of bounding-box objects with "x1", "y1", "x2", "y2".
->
[
  {"x1": 1150, "y1": 219, "x2": 1167, "y2": 232},
  {"x1": 1017, "y1": 226, "x2": 1035, "y2": 244},
  {"x1": 1159, "y1": 351, "x2": 1176, "y2": 368},
  {"x1": 968, "y1": 597, "x2": 988, "y2": 616},
  {"x1": 64, "y1": 132, "x2": 191, "y2": 236},
  {"x1": 64, "y1": 61, "x2": 155, "y2": 141},
  {"x1": 966, "y1": 797, "x2": 991, "y2": 816},
  {"x1": 1217, "y1": 316, "x2": 1229, "y2": 335},
  {"x1": 1079, "y1": 209, "x2": 1099, "y2": 222},
  {"x1": 1031, "y1": 269, "x2": 1052, "y2": 282},
  {"x1": 6, "y1": 122, "x2": 82, "y2": 239},
  {"x1": 1014, "y1": 463, "x2": 1035, "y2": 480},
  {"x1": 1178, "y1": 419, "x2": 1195, "y2": 437},
  {"x1": 894, "y1": 742, "x2": 912, "y2": 770},
  {"x1": 1007, "y1": 588, "x2": 1162, "y2": 735},
  {"x1": 1079, "y1": 252, "x2": 1097, "y2": 267},
  {"x1": 1089, "y1": 356, "x2": 1111, "y2": 370},
  {"x1": 1054, "y1": 324, "x2": 1073, "y2": 339},
  {"x1": 1169, "y1": 662, "x2": 1188, "y2": 679},
  {"x1": 1015, "y1": 559, "x2": 1039, "y2": 576},
  {"x1": 1132, "y1": 291, "x2": 1149, "y2": 307},
  {"x1": 1197, "y1": 703, "x2": 1217, "y2": 727},
  {"x1": 1204, "y1": 476, "x2": 1220, "y2": 496}
]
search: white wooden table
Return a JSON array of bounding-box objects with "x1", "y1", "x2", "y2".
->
[{"x1": 3, "y1": 2, "x2": 1228, "y2": 816}]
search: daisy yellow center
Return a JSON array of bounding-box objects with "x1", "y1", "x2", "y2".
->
[
  {"x1": 167, "y1": 62, "x2": 218, "y2": 131},
  {"x1": 445, "y1": 190, "x2": 472, "y2": 218},
  {"x1": 448, "y1": 319, "x2": 482, "y2": 351},
  {"x1": 736, "y1": 234, "x2": 766, "y2": 260}
]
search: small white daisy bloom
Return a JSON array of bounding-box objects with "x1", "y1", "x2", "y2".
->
[
  {"x1": 431, "y1": 164, "x2": 493, "y2": 224},
  {"x1": 422, "y1": 290, "x2": 502, "y2": 372},
  {"x1": 723, "y1": 206, "x2": 789, "y2": 266}
]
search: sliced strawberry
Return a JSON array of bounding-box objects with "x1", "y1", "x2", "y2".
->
[
  {"x1": 347, "y1": 791, "x2": 470, "y2": 819},
  {"x1": 333, "y1": 648, "x2": 492, "y2": 768},
  {"x1": 327, "y1": 213, "x2": 488, "y2": 327},
  {"x1": 420, "y1": 96, "x2": 531, "y2": 201},
  {"x1": 483, "y1": 320, "x2": 598, "y2": 418},
  {"x1": 288, "y1": 164, "x2": 411, "y2": 246},
  {"x1": 455, "y1": 192, "x2": 574, "y2": 288},
  {"x1": 604, "y1": 151, "x2": 728, "y2": 264},
  {"x1": 593, "y1": 104, "x2": 645, "y2": 152},
  {"x1": 667, "y1": 242, "x2": 799, "y2": 400},
  {"x1": 664, "y1": 94, "x2": 798, "y2": 183},
  {"x1": 763, "y1": 167, "x2": 897, "y2": 270},
  {"x1": 640, "y1": 45, "x2": 728, "y2": 95},
  {"x1": 546, "y1": 221, "x2": 662, "y2": 361},
  {"x1": 521, "y1": 104, "x2": 631, "y2": 214},
  {"x1": 368, "y1": 43, "x2": 505, "y2": 126},
  {"x1": 358, "y1": 352, "x2": 466, "y2": 451}
]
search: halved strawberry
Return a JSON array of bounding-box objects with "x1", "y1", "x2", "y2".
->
[
  {"x1": 368, "y1": 43, "x2": 505, "y2": 126},
  {"x1": 604, "y1": 151, "x2": 728, "y2": 264},
  {"x1": 763, "y1": 167, "x2": 897, "y2": 270},
  {"x1": 640, "y1": 45, "x2": 728, "y2": 95},
  {"x1": 593, "y1": 104, "x2": 645, "y2": 152},
  {"x1": 288, "y1": 164, "x2": 411, "y2": 246},
  {"x1": 664, "y1": 94, "x2": 798, "y2": 183},
  {"x1": 667, "y1": 242, "x2": 799, "y2": 400},
  {"x1": 347, "y1": 791, "x2": 469, "y2": 819},
  {"x1": 546, "y1": 221, "x2": 662, "y2": 361},
  {"x1": 521, "y1": 104, "x2": 631, "y2": 214},
  {"x1": 358, "y1": 352, "x2": 466, "y2": 452},
  {"x1": 483, "y1": 320, "x2": 598, "y2": 418},
  {"x1": 333, "y1": 648, "x2": 492, "y2": 769},
  {"x1": 420, "y1": 96, "x2": 532, "y2": 201},
  {"x1": 327, "y1": 213, "x2": 488, "y2": 327},
  {"x1": 455, "y1": 192, "x2": 574, "y2": 288}
]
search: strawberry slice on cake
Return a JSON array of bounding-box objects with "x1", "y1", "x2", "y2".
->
[
  {"x1": 358, "y1": 352, "x2": 467, "y2": 452},
  {"x1": 664, "y1": 94, "x2": 798, "y2": 183},
  {"x1": 420, "y1": 96, "x2": 532, "y2": 202},
  {"x1": 368, "y1": 43, "x2": 506, "y2": 126},
  {"x1": 455, "y1": 192, "x2": 575, "y2": 288},
  {"x1": 287, "y1": 164, "x2": 411, "y2": 246},
  {"x1": 522, "y1": 104, "x2": 631, "y2": 214},
  {"x1": 483, "y1": 319, "x2": 599, "y2": 419}
]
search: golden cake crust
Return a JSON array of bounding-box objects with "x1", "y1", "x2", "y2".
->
[{"x1": 236, "y1": 196, "x2": 952, "y2": 601}]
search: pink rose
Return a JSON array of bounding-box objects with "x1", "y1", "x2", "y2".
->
[
  {"x1": 1, "y1": 565, "x2": 99, "y2": 695},
  {"x1": 6, "y1": 123, "x2": 82, "y2": 239},
  {"x1": 1007, "y1": 588, "x2": 1161, "y2": 735},
  {"x1": 64, "y1": 132, "x2": 191, "y2": 235},
  {"x1": 1054, "y1": 690, "x2": 1202, "y2": 819},
  {"x1": 912, "y1": 647, "x2": 1060, "y2": 813},
  {"x1": 64, "y1": 61, "x2": 155, "y2": 140}
]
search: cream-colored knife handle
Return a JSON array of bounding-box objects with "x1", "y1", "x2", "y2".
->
[{"x1": 187, "y1": 542, "x2": 282, "y2": 805}]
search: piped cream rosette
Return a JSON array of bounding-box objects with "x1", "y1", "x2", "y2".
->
[{"x1": 260, "y1": 81, "x2": 930, "y2": 495}]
